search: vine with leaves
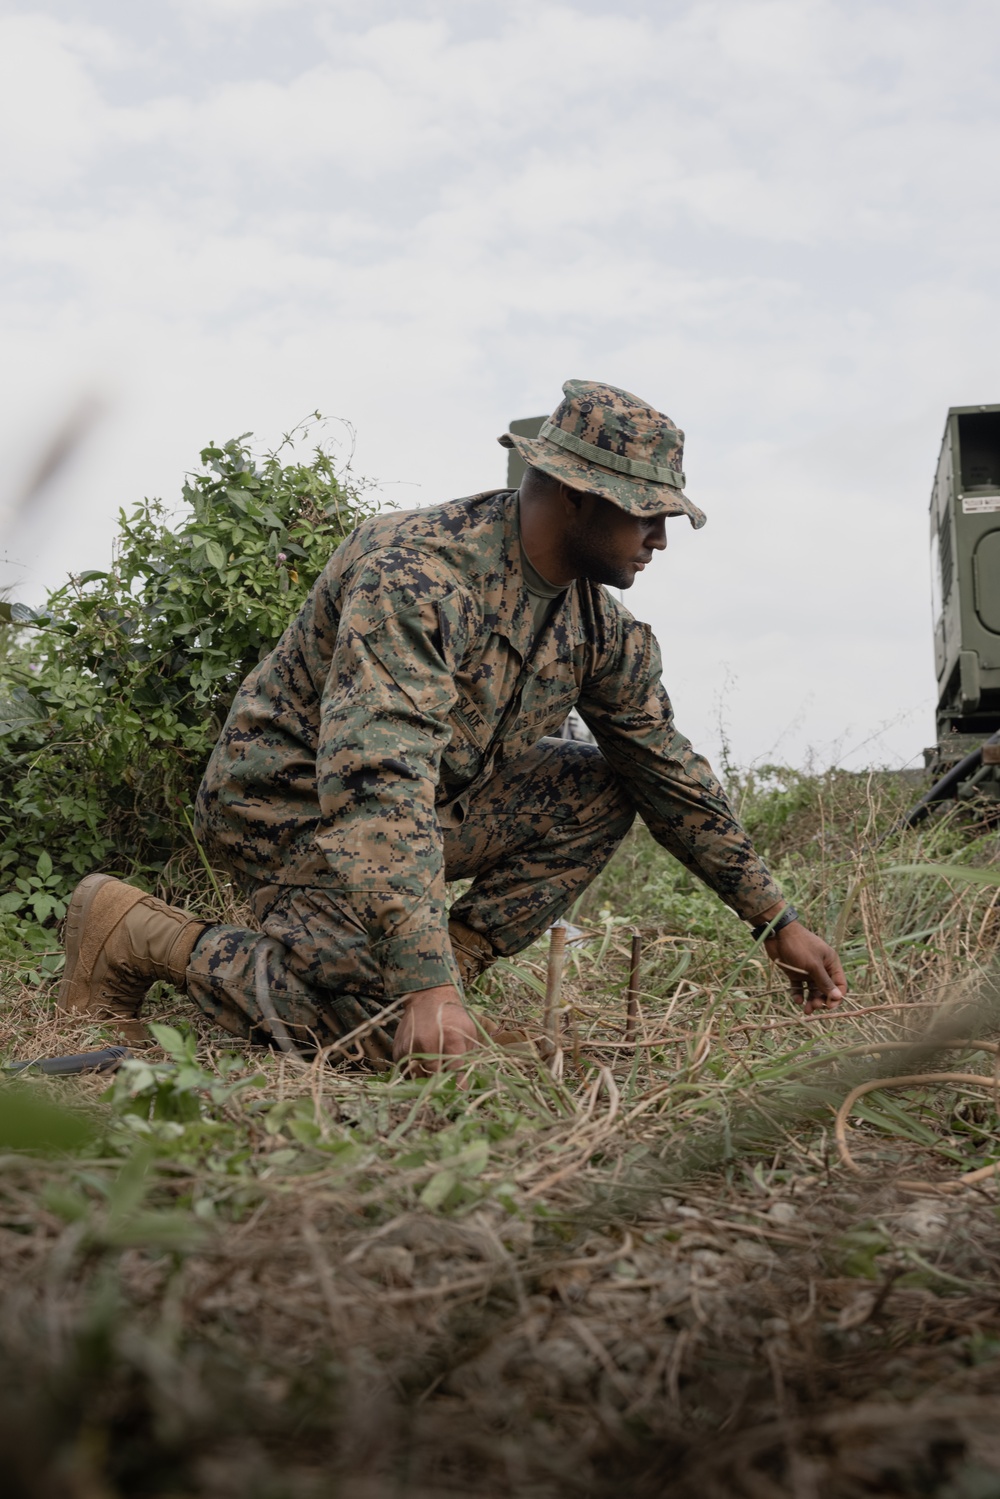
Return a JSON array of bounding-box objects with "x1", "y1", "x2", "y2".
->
[{"x1": 0, "y1": 419, "x2": 374, "y2": 942}]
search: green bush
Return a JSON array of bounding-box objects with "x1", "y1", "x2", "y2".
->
[{"x1": 0, "y1": 421, "x2": 374, "y2": 934}]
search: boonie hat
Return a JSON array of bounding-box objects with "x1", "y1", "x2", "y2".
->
[{"x1": 498, "y1": 379, "x2": 706, "y2": 528}]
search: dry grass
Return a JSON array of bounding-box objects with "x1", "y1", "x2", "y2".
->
[{"x1": 2, "y1": 771, "x2": 1000, "y2": 1497}]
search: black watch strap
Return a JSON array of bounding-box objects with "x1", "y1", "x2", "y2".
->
[{"x1": 750, "y1": 904, "x2": 799, "y2": 943}]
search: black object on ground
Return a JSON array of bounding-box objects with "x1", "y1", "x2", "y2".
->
[
  {"x1": 901, "y1": 729, "x2": 1000, "y2": 830},
  {"x1": 3, "y1": 1045, "x2": 131, "y2": 1076}
]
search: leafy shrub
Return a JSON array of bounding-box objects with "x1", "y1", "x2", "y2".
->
[{"x1": 0, "y1": 421, "x2": 374, "y2": 933}]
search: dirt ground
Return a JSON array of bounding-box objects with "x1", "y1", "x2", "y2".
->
[{"x1": 3, "y1": 938, "x2": 1000, "y2": 1497}]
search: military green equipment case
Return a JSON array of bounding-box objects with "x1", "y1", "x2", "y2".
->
[
  {"x1": 506, "y1": 416, "x2": 546, "y2": 489},
  {"x1": 930, "y1": 406, "x2": 1000, "y2": 762}
]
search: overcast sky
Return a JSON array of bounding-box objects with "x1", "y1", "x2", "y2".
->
[{"x1": 2, "y1": 0, "x2": 998, "y2": 771}]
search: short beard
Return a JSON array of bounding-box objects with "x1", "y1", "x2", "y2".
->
[{"x1": 563, "y1": 519, "x2": 636, "y2": 589}]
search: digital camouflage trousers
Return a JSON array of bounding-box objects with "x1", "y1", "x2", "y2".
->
[{"x1": 185, "y1": 738, "x2": 635, "y2": 1062}]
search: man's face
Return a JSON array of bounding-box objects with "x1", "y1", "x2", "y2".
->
[{"x1": 563, "y1": 492, "x2": 668, "y2": 589}]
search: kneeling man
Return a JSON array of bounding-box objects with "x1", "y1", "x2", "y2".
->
[{"x1": 60, "y1": 381, "x2": 846, "y2": 1067}]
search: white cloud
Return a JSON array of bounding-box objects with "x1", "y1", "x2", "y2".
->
[
  {"x1": 2, "y1": 0, "x2": 999, "y2": 769},
  {"x1": 0, "y1": 15, "x2": 118, "y2": 191}
]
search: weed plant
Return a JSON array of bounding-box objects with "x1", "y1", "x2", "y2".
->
[{"x1": 0, "y1": 418, "x2": 373, "y2": 978}]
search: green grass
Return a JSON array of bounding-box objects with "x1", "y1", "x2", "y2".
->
[{"x1": 2, "y1": 768, "x2": 1000, "y2": 1497}]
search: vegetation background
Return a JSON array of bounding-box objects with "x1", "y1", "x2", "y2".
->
[{"x1": 1, "y1": 431, "x2": 1000, "y2": 1498}]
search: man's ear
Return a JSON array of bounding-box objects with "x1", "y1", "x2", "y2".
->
[{"x1": 559, "y1": 483, "x2": 583, "y2": 510}]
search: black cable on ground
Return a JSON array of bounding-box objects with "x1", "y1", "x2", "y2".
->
[
  {"x1": 2, "y1": 1046, "x2": 131, "y2": 1077},
  {"x1": 899, "y1": 728, "x2": 1000, "y2": 831}
]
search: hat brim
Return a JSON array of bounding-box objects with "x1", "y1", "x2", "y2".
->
[{"x1": 500, "y1": 432, "x2": 706, "y2": 529}]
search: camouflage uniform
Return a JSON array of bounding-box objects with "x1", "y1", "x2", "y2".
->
[
  {"x1": 189, "y1": 735, "x2": 632, "y2": 1060},
  {"x1": 187, "y1": 453, "x2": 781, "y2": 1054}
]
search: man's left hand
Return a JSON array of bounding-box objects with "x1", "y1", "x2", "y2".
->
[{"x1": 764, "y1": 922, "x2": 847, "y2": 1014}]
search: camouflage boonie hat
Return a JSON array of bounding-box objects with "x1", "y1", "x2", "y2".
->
[{"x1": 498, "y1": 379, "x2": 706, "y2": 528}]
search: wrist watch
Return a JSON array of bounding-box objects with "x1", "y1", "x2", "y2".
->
[{"x1": 749, "y1": 904, "x2": 799, "y2": 943}]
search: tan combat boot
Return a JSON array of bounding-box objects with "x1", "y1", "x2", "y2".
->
[{"x1": 59, "y1": 874, "x2": 207, "y2": 1028}]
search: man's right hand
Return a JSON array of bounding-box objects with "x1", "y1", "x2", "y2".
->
[{"x1": 392, "y1": 984, "x2": 480, "y2": 1075}]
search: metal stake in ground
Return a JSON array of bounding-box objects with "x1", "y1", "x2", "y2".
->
[
  {"x1": 625, "y1": 930, "x2": 642, "y2": 1047},
  {"x1": 544, "y1": 922, "x2": 568, "y2": 1048}
]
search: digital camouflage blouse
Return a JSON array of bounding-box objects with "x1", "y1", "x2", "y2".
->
[{"x1": 195, "y1": 489, "x2": 781, "y2": 995}]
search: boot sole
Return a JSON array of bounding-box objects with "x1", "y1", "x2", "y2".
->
[{"x1": 59, "y1": 874, "x2": 145, "y2": 1014}]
